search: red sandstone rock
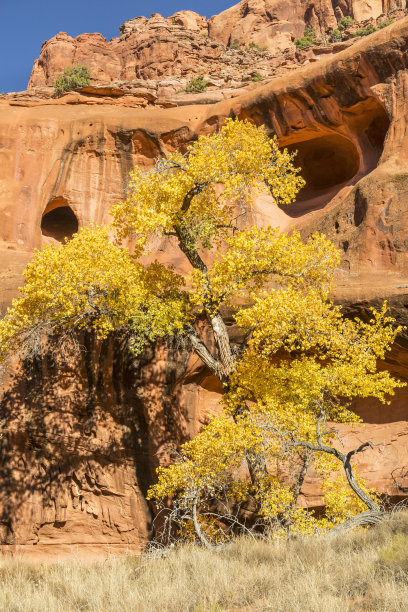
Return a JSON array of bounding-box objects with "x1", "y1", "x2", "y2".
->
[
  {"x1": 208, "y1": 0, "x2": 309, "y2": 52},
  {"x1": 26, "y1": 1, "x2": 408, "y2": 99},
  {"x1": 28, "y1": 16, "x2": 222, "y2": 87},
  {"x1": 170, "y1": 10, "x2": 207, "y2": 32},
  {"x1": 208, "y1": 0, "x2": 407, "y2": 52},
  {"x1": 27, "y1": 18, "x2": 286, "y2": 99},
  {"x1": 2, "y1": 12, "x2": 408, "y2": 558}
]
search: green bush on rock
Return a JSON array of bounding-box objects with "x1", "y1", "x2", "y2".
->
[
  {"x1": 184, "y1": 75, "x2": 209, "y2": 93},
  {"x1": 352, "y1": 23, "x2": 377, "y2": 37},
  {"x1": 378, "y1": 18, "x2": 395, "y2": 29},
  {"x1": 329, "y1": 28, "x2": 343, "y2": 42},
  {"x1": 338, "y1": 16, "x2": 355, "y2": 31},
  {"x1": 54, "y1": 65, "x2": 91, "y2": 98},
  {"x1": 249, "y1": 42, "x2": 268, "y2": 52},
  {"x1": 295, "y1": 26, "x2": 316, "y2": 50}
]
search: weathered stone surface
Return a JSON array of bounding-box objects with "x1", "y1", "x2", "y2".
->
[
  {"x1": 208, "y1": 0, "x2": 405, "y2": 52},
  {"x1": 25, "y1": 3, "x2": 408, "y2": 110},
  {"x1": 26, "y1": 18, "x2": 289, "y2": 105},
  {"x1": 208, "y1": 0, "x2": 309, "y2": 52},
  {"x1": 0, "y1": 335, "x2": 194, "y2": 560},
  {"x1": 170, "y1": 10, "x2": 207, "y2": 32},
  {"x1": 2, "y1": 12, "x2": 408, "y2": 558},
  {"x1": 28, "y1": 17, "x2": 227, "y2": 87}
]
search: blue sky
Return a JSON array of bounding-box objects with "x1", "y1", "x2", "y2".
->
[{"x1": 0, "y1": 0, "x2": 236, "y2": 93}]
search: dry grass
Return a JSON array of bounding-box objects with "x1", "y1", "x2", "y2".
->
[{"x1": 1, "y1": 513, "x2": 408, "y2": 612}]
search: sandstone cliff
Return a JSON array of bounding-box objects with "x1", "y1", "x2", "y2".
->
[
  {"x1": 1, "y1": 8, "x2": 408, "y2": 558},
  {"x1": 26, "y1": 0, "x2": 408, "y2": 92},
  {"x1": 208, "y1": 0, "x2": 407, "y2": 48}
]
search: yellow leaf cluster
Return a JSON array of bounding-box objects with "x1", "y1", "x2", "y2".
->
[
  {"x1": 147, "y1": 415, "x2": 262, "y2": 505},
  {"x1": 189, "y1": 229, "x2": 340, "y2": 312},
  {"x1": 322, "y1": 470, "x2": 382, "y2": 524},
  {"x1": 0, "y1": 225, "x2": 187, "y2": 359},
  {"x1": 177, "y1": 516, "x2": 232, "y2": 544}
]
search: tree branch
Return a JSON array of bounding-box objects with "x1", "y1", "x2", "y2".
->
[
  {"x1": 174, "y1": 222, "x2": 208, "y2": 275},
  {"x1": 328, "y1": 510, "x2": 384, "y2": 534},
  {"x1": 292, "y1": 448, "x2": 311, "y2": 508},
  {"x1": 173, "y1": 194, "x2": 235, "y2": 378},
  {"x1": 391, "y1": 467, "x2": 408, "y2": 493},
  {"x1": 209, "y1": 314, "x2": 235, "y2": 380},
  {"x1": 185, "y1": 325, "x2": 220, "y2": 375},
  {"x1": 286, "y1": 418, "x2": 380, "y2": 513},
  {"x1": 192, "y1": 497, "x2": 212, "y2": 548},
  {"x1": 180, "y1": 182, "x2": 210, "y2": 214}
]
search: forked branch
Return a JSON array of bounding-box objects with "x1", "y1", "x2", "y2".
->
[{"x1": 286, "y1": 417, "x2": 381, "y2": 514}]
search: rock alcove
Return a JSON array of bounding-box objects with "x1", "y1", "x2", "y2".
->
[
  {"x1": 287, "y1": 134, "x2": 360, "y2": 198},
  {"x1": 41, "y1": 198, "x2": 79, "y2": 242}
]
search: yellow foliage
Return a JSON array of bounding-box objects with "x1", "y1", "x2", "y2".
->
[
  {"x1": 323, "y1": 471, "x2": 381, "y2": 524},
  {"x1": 189, "y1": 229, "x2": 340, "y2": 313},
  {"x1": 0, "y1": 225, "x2": 187, "y2": 359},
  {"x1": 148, "y1": 415, "x2": 259, "y2": 504},
  {"x1": 178, "y1": 516, "x2": 232, "y2": 544}
]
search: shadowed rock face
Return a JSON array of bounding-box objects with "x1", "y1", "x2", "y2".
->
[
  {"x1": 2, "y1": 16, "x2": 408, "y2": 557},
  {"x1": 0, "y1": 334, "x2": 195, "y2": 559}
]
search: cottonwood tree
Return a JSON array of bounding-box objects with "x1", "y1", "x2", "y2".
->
[{"x1": 0, "y1": 119, "x2": 402, "y2": 542}]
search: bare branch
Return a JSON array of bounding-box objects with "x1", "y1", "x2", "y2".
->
[
  {"x1": 209, "y1": 314, "x2": 235, "y2": 379},
  {"x1": 285, "y1": 418, "x2": 380, "y2": 514},
  {"x1": 192, "y1": 497, "x2": 212, "y2": 548},
  {"x1": 328, "y1": 510, "x2": 383, "y2": 534},
  {"x1": 391, "y1": 466, "x2": 408, "y2": 493}
]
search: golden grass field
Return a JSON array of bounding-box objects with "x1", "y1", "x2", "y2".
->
[{"x1": 0, "y1": 512, "x2": 408, "y2": 611}]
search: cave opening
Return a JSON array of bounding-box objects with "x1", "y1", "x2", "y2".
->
[
  {"x1": 277, "y1": 133, "x2": 361, "y2": 218},
  {"x1": 41, "y1": 201, "x2": 79, "y2": 243},
  {"x1": 286, "y1": 133, "x2": 360, "y2": 200}
]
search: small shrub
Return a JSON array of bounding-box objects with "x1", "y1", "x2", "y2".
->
[
  {"x1": 184, "y1": 75, "x2": 209, "y2": 93},
  {"x1": 378, "y1": 17, "x2": 395, "y2": 29},
  {"x1": 352, "y1": 23, "x2": 377, "y2": 37},
  {"x1": 329, "y1": 28, "x2": 343, "y2": 42},
  {"x1": 249, "y1": 42, "x2": 268, "y2": 52},
  {"x1": 230, "y1": 43, "x2": 241, "y2": 51},
  {"x1": 54, "y1": 65, "x2": 91, "y2": 97},
  {"x1": 252, "y1": 72, "x2": 264, "y2": 82},
  {"x1": 295, "y1": 26, "x2": 316, "y2": 49},
  {"x1": 318, "y1": 33, "x2": 330, "y2": 45},
  {"x1": 201, "y1": 33, "x2": 209, "y2": 38},
  {"x1": 338, "y1": 16, "x2": 355, "y2": 31},
  {"x1": 378, "y1": 534, "x2": 408, "y2": 573}
]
